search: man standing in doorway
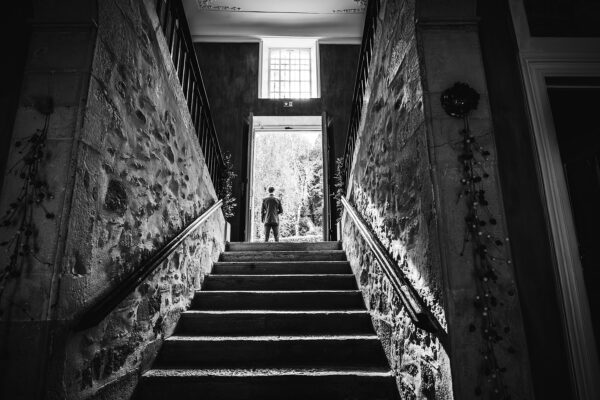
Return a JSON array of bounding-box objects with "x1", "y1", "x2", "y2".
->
[{"x1": 261, "y1": 187, "x2": 283, "y2": 242}]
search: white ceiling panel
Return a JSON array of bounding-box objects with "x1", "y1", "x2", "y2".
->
[{"x1": 183, "y1": 0, "x2": 366, "y2": 43}]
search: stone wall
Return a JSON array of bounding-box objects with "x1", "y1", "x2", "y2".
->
[
  {"x1": 342, "y1": 0, "x2": 535, "y2": 399},
  {"x1": 417, "y1": 0, "x2": 535, "y2": 397},
  {"x1": 0, "y1": 0, "x2": 225, "y2": 399},
  {"x1": 341, "y1": 0, "x2": 452, "y2": 398}
]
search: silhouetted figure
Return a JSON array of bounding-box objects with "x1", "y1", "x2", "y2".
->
[{"x1": 261, "y1": 187, "x2": 283, "y2": 242}]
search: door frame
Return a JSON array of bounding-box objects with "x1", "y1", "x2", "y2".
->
[
  {"x1": 520, "y1": 56, "x2": 600, "y2": 400},
  {"x1": 321, "y1": 112, "x2": 331, "y2": 241},
  {"x1": 245, "y1": 114, "x2": 330, "y2": 242},
  {"x1": 508, "y1": 2, "x2": 600, "y2": 397},
  {"x1": 244, "y1": 113, "x2": 255, "y2": 242}
]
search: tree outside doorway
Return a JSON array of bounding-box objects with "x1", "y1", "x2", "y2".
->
[{"x1": 252, "y1": 130, "x2": 323, "y2": 242}]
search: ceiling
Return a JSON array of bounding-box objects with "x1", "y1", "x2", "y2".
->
[{"x1": 182, "y1": 0, "x2": 366, "y2": 43}]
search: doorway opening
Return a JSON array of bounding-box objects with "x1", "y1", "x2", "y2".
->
[
  {"x1": 245, "y1": 115, "x2": 330, "y2": 242},
  {"x1": 547, "y1": 84, "x2": 600, "y2": 363}
]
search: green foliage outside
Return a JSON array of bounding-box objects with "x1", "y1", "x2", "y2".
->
[{"x1": 252, "y1": 131, "x2": 323, "y2": 242}]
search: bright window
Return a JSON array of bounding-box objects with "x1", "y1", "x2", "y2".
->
[
  {"x1": 268, "y1": 48, "x2": 312, "y2": 99},
  {"x1": 260, "y1": 38, "x2": 319, "y2": 99}
]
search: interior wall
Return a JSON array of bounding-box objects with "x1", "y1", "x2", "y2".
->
[
  {"x1": 341, "y1": 0, "x2": 453, "y2": 397},
  {"x1": 341, "y1": 0, "x2": 537, "y2": 398},
  {"x1": 476, "y1": 1, "x2": 574, "y2": 398},
  {"x1": 417, "y1": 2, "x2": 535, "y2": 395},
  {"x1": 194, "y1": 42, "x2": 359, "y2": 241},
  {"x1": 0, "y1": 0, "x2": 226, "y2": 398},
  {"x1": 522, "y1": 0, "x2": 600, "y2": 37},
  {"x1": 0, "y1": 1, "x2": 99, "y2": 398},
  {"x1": 0, "y1": 2, "x2": 33, "y2": 196}
]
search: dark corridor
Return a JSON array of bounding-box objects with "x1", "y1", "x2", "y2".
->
[{"x1": 549, "y1": 85, "x2": 600, "y2": 362}]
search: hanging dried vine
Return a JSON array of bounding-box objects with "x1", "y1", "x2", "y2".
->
[
  {"x1": 0, "y1": 98, "x2": 55, "y2": 296},
  {"x1": 441, "y1": 82, "x2": 516, "y2": 400},
  {"x1": 218, "y1": 151, "x2": 237, "y2": 220},
  {"x1": 332, "y1": 156, "x2": 345, "y2": 221}
]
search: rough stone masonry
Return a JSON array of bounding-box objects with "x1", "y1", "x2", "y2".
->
[
  {"x1": 0, "y1": 1, "x2": 225, "y2": 399},
  {"x1": 341, "y1": 0, "x2": 534, "y2": 399}
]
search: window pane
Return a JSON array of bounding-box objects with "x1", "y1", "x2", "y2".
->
[{"x1": 267, "y1": 46, "x2": 313, "y2": 99}]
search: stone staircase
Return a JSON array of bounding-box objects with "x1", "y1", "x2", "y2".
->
[{"x1": 138, "y1": 241, "x2": 400, "y2": 400}]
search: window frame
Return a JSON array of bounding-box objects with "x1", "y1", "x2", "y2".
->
[
  {"x1": 267, "y1": 47, "x2": 312, "y2": 99},
  {"x1": 259, "y1": 38, "x2": 320, "y2": 99}
]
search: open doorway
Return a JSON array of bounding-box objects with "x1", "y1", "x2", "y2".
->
[
  {"x1": 245, "y1": 115, "x2": 330, "y2": 242},
  {"x1": 547, "y1": 84, "x2": 600, "y2": 364}
]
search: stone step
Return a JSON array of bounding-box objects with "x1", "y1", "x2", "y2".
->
[
  {"x1": 139, "y1": 241, "x2": 400, "y2": 399},
  {"x1": 154, "y1": 335, "x2": 387, "y2": 369},
  {"x1": 140, "y1": 368, "x2": 400, "y2": 400},
  {"x1": 191, "y1": 290, "x2": 365, "y2": 311},
  {"x1": 212, "y1": 261, "x2": 352, "y2": 275},
  {"x1": 227, "y1": 241, "x2": 342, "y2": 252},
  {"x1": 175, "y1": 310, "x2": 374, "y2": 336},
  {"x1": 203, "y1": 274, "x2": 357, "y2": 291},
  {"x1": 220, "y1": 250, "x2": 347, "y2": 262}
]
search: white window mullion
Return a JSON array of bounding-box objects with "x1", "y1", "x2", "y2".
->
[{"x1": 260, "y1": 38, "x2": 319, "y2": 99}]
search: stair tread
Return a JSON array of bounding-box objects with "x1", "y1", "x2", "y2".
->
[
  {"x1": 220, "y1": 250, "x2": 347, "y2": 262},
  {"x1": 141, "y1": 242, "x2": 398, "y2": 399},
  {"x1": 227, "y1": 242, "x2": 342, "y2": 251},
  {"x1": 207, "y1": 274, "x2": 354, "y2": 277},
  {"x1": 144, "y1": 367, "x2": 393, "y2": 378},
  {"x1": 166, "y1": 335, "x2": 379, "y2": 341},
  {"x1": 182, "y1": 310, "x2": 369, "y2": 314},
  {"x1": 212, "y1": 262, "x2": 352, "y2": 275},
  {"x1": 214, "y1": 261, "x2": 349, "y2": 264},
  {"x1": 223, "y1": 250, "x2": 345, "y2": 254},
  {"x1": 197, "y1": 290, "x2": 360, "y2": 293}
]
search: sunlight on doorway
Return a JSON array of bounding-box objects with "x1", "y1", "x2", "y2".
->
[{"x1": 250, "y1": 116, "x2": 323, "y2": 242}]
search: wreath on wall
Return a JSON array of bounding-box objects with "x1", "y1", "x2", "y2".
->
[{"x1": 441, "y1": 82, "x2": 517, "y2": 400}]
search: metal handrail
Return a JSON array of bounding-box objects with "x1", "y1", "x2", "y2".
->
[
  {"x1": 155, "y1": 0, "x2": 224, "y2": 192},
  {"x1": 340, "y1": 196, "x2": 448, "y2": 346},
  {"x1": 74, "y1": 200, "x2": 223, "y2": 331}
]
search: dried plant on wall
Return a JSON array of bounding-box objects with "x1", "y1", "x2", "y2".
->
[
  {"x1": 218, "y1": 151, "x2": 237, "y2": 220},
  {"x1": 0, "y1": 97, "x2": 55, "y2": 299},
  {"x1": 332, "y1": 156, "x2": 345, "y2": 221},
  {"x1": 442, "y1": 82, "x2": 517, "y2": 400}
]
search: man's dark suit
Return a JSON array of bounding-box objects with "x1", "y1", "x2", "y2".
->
[{"x1": 261, "y1": 194, "x2": 283, "y2": 241}]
